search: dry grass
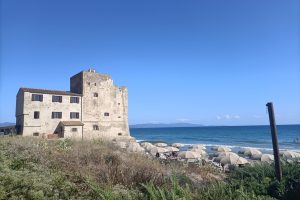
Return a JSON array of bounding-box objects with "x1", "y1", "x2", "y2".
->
[
  {"x1": 3, "y1": 136, "x2": 297, "y2": 199},
  {"x1": 1, "y1": 137, "x2": 167, "y2": 185},
  {"x1": 0, "y1": 136, "x2": 223, "y2": 199}
]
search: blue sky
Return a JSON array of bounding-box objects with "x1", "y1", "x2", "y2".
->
[{"x1": 1, "y1": 0, "x2": 299, "y2": 125}]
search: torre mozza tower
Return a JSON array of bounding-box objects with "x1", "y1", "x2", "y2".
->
[{"x1": 16, "y1": 68, "x2": 132, "y2": 141}]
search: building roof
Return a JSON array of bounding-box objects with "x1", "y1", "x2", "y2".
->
[
  {"x1": 19, "y1": 88, "x2": 82, "y2": 96},
  {"x1": 60, "y1": 121, "x2": 84, "y2": 126}
]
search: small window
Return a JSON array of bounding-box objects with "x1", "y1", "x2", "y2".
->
[
  {"x1": 70, "y1": 96, "x2": 79, "y2": 103},
  {"x1": 94, "y1": 83, "x2": 97, "y2": 86},
  {"x1": 118, "y1": 116, "x2": 121, "y2": 118},
  {"x1": 34, "y1": 111, "x2": 40, "y2": 119},
  {"x1": 72, "y1": 128, "x2": 77, "y2": 132},
  {"x1": 52, "y1": 112, "x2": 62, "y2": 119},
  {"x1": 52, "y1": 95, "x2": 62, "y2": 103},
  {"x1": 94, "y1": 93, "x2": 98, "y2": 97},
  {"x1": 118, "y1": 133, "x2": 122, "y2": 136},
  {"x1": 104, "y1": 112, "x2": 109, "y2": 116},
  {"x1": 32, "y1": 94, "x2": 43, "y2": 102},
  {"x1": 70, "y1": 112, "x2": 79, "y2": 119},
  {"x1": 118, "y1": 103, "x2": 121, "y2": 105},
  {"x1": 33, "y1": 132, "x2": 39, "y2": 136},
  {"x1": 87, "y1": 82, "x2": 90, "y2": 85},
  {"x1": 93, "y1": 125, "x2": 99, "y2": 130}
]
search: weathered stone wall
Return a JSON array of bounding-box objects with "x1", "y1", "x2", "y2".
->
[
  {"x1": 16, "y1": 90, "x2": 24, "y2": 134},
  {"x1": 70, "y1": 70, "x2": 129, "y2": 139},
  {"x1": 19, "y1": 92, "x2": 81, "y2": 137},
  {"x1": 16, "y1": 69, "x2": 130, "y2": 140},
  {"x1": 70, "y1": 72, "x2": 83, "y2": 94},
  {"x1": 63, "y1": 126, "x2": 83, "y2": 139}
]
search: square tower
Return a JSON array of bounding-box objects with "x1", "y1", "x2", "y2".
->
[{"x1": 70, "y1": 69, "x2": 129, "y2": 139}]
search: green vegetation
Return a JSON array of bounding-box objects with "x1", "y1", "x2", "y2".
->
[
  {"x1": 227, "y1": 161, "x2": 300, "y2": 199},
  {"x1": 0, "y1": 137, "x2": 299, "y2": 199}
]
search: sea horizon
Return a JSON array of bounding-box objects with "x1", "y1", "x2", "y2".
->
[
  {"x1": 130, "y1": 124, "x2": 300, "y2": 152},
  {"x1": 2, "y1": 122, "x2": 299, "y2": 128},
  {"x1": 129, "y1": 123, "x2": 300, "y2": 128}
]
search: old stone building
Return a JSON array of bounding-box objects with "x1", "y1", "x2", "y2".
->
[{"x1": 15, "y1": 69, "x2": 132, "y2": 140}]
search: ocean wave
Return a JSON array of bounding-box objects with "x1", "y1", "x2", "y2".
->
[
  {"x1": 162, "y1": 142, "x2": 300, "y2": 152},
  {"x1": 136, "y1": 140, "x2": 300, "y2": 152},
  {"x1": 235, "y1": 140, "x2": 270, "y2": 144},
  {"x1": 131, "y1": 125, "x2": 300, "y2": 152}
]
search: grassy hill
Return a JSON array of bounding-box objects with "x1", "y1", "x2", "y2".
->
[{"x1": 0, "y1": 137, "x2": 299, "y2": 199}]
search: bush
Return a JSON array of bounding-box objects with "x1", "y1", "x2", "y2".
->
[
  {"x1": 195, "y1": 183, "x2": 276, "y2": 200},
  {"x1": 142, "y1": 175, "x2": 192, "y2": 200},
  {"x1": 227, "y1": 161, "x2": 300, "y2": 200},
  {"x1": 1, "y1": 137, "x2": 299, "y2": 199}
]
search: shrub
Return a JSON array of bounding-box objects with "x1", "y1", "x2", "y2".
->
[
  {"x1": 195, "y1": 183, "x2": 276, "y2": 200},
  {"x1": 142, "y1": 175, "x2": 192, "y2": 200},
  {"x1": 56, "y1": 138, "x2": 73, "y2": 151},
  {"x1": 227, "y1": 161, "x2": 300, "y2": 200},
  {"x1": 2, "y1": 137, "x2": 299, "y2": 199}
]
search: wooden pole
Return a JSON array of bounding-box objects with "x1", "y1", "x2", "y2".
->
[{"x1": 266, "y1": 102, "x2": 282, "y2": 181}]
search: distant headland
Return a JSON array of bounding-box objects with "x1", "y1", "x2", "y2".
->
[{"x1": 130, "y1": 123, "x2": 204, "y2": 128}]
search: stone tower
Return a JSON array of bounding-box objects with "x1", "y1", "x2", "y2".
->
[{"x1": 70, "y1": 69, "x2": 130, "y2": 139}]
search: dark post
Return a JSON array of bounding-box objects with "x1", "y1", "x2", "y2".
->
[{"x1": 266, "y1": 102, "x2": 282, "y2": 181}]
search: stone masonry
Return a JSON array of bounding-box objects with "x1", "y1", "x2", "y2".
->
[{"x1": 15, "y1": 69, "x2": 132, "y2": 140}]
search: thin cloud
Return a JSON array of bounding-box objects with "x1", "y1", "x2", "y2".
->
[
  {"x1": 149, "y1": 121, "x2": 160, "y2": 124},
  {"x1": 216, "y1": 114, "x2": 241, "y2": 120},
  {"x1": 176, "y1": 118, "x2": 189, "y2": 122}
]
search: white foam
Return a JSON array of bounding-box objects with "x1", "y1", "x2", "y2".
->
[
  {"x1": 133, "y1": 138, "x2": 300, "y2": 153},
  {"x1": 156, "y1": 142, "x2": 300, "y2": 152}
]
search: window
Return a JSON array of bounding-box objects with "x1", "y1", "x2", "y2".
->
[
  {"x1": 118, "y1": 133, "x2": 122, "y2": 136},
  {"x1": 118, "y1": 103, "x2": 121, "y2": 105},
  {"x1": 52, "y1": 95, "x2": 62, "y2": 103},
  {"x1": 34, "y1": 111, "x2": 40, "y2": 119},
  {"x1": 94, "y1": 83, "x2": 97, "y2": 86},
  {"x1": 93, "y1": 125, "x2": 99, "y2": 130},
  {"x1": 32, "y1": 94, "x2": 43, "y2": 101},
  {"x1": 70, "y1": 96, "x2": 79, "y2": 103},
  {"x1": 33, "y1": 132, "x2": 39, "y2": 136},
  {"x1": 87, "y1": 82, "x2": 90, "y2": 85},
  {"x1": 118, "y1": 116, "x2": 121, "y2": 118},
  {"x1": 70, "y1": 112, "x2": 79, "y2": 119},
  {"x1": 52, "y1": 112, "x2": 62, "y2": 119},
  {"x1": 94, "y1": 93, "x2": 98, "y2": 97},
  {"x1": 72, "y1": 128, "x2": 77, "y2": 132},
  {"x1": 104, "y1": 112, "x2": 109, "y2": 116}
]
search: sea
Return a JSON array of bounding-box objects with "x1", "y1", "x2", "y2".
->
[{"x1": 130, "y1": 125, "x2": 300, "y2": 153}]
